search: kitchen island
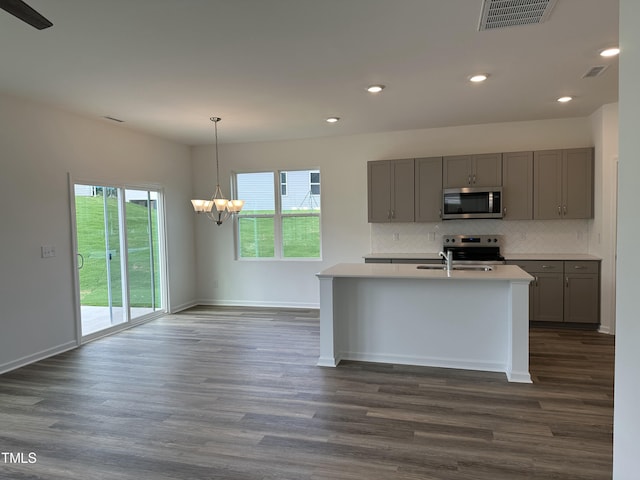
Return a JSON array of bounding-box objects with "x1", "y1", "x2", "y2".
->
[{"x1": 316, "y1": 263, "x2": 533, "y2": 383}]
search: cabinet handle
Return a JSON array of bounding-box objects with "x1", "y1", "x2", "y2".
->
[
  {"x1": 541, "y1": 265, "x2": 554, "y2": 269},
  {"x1": 472, "y1": 174, "x2": 476, "y2": 184},
  {"x1": 534, "y1": 275, "x2": 538, "y2": 287},
  {"x1": 557, "y1": 205, "x2": 562, "y2": 216},
  {"x1": 503, "y1": 207, "x2": 507, "y2": 216},
  {"x1": 573, "y1": 265, "x2": 586, "y2": 270},
  {"x1": 390, "y1": 210, "x2": 395, "y2": 219},
  {"x1": 439, "y1": 209, "x2": 442, "y2": 218},
  {"x1": 566, "y1": 276, "x2": 569, "y2": 287},
  {"x1": 387, "y1": 210, "x2": 391, "y2": 220},
  {"x1": 563, "y1": 205, "x2": 567, "y2": 215},
  {"x1": 468, "y1": 175, "x2": 472, "y2": 185}
]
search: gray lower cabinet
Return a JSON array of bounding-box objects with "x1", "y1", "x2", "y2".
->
[
  {"x1": 368, "y1": 159, "x2": 415, "y2": 222},
  {"x1": 564, "y1": 261, "x2": 600, "y2": 324},
  {"x1": 508, "y1": 260, "x2": 600, "y2": 325}
]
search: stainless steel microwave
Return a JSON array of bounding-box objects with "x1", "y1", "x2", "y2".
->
[{"x1": 442, "y1": 187, "x2": 503, "y2": 220}]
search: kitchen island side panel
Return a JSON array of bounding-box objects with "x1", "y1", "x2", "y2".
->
[{"x1": 317, "y1": 271, "x2": 531, "y2": 383}]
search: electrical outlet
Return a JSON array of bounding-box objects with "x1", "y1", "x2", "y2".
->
[{"x1": 41, "y1": 245, "x2": 56, "y2": 258}]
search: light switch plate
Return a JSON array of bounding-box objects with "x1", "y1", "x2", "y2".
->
[{"x1": 41, "y1": 245, "x2": 56, "y2": 258}]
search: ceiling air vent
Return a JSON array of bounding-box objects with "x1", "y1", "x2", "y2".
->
[
  {"x1": 479, "y1": 0, "x2": 559, "y2": 31},
  {"x1": 583, "y1": 65, "x2": 608, "y2": 78}
]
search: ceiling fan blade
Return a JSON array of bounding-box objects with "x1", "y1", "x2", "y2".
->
[{"x1": 0, "y1": 0, "x2": 53, "y2": 30}]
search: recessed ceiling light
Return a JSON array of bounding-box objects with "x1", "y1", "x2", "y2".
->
[
  {"x1": 557, "y1": 96, "x2": 573, "y2": 103},
  {"x1": 326, "y1": 117, "x2": 340, "y2": 123},
  {"x1": 367, "y1": 85, "x2": 385, "y2": 93},
  {"x1": 469, "y1": 74, "x2": 488, "y2": 83},
  {"x1": 600, "y1": 47, "x2": 620, "y2": 57}
]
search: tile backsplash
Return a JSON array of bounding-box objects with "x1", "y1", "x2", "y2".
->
[{"x1": 370, "y1": 219, "x2": 591, "y2": 254}]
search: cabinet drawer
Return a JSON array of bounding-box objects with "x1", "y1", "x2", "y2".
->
[
  {"x1": 565, "y1": 261, "x2": 599, "y2": 274},
  {"x1": 509, "y1": 260, "x2": 563, "y2": 273}
]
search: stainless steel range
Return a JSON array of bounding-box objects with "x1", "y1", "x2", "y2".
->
[{"x1": 442, "y1": 234, "x2": 505, "y2": 265}]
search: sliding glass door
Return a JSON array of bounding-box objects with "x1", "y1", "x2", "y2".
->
[
  {"x1": 125, "y1": 189, "x2": 162, "y2": 320},
  {"x1": 73, "y1": 183, "x2": 165, "y2": 338}
]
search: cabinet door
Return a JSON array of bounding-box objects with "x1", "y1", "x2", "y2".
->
[
  {"x1": 563, "y1": 148, "x2": 593, "y2": 219},
  {"x1": 533, "y1": 150, "x2": 563, "y2": 219},
  {"x1": 391, "y1": 159, "x2": 415, "y2": 222},
  {"x1": 564, "y1": 261, "x2": 599, "y2": 324},
  {"x1": 472, "y1": 153, "x2": 502, "y2": 187},
  {"x1": 367, "y1": 160, "x2": 392, "y2": 222},
  {"x1": 414, "y1": 157, "x2": 443, "y2": 222},
  {"x1": 564, "y1": 273, "x2": 599, "y2": 323},
  {"x1": 532, "y1": 272, "x2": 565, "y2": 322},
  {"x1": 502, "y1": 151, "x2": 533, "y2": 220},
  {"x1": 443, "y1": 155, "x2": 472, "y2": 187}
]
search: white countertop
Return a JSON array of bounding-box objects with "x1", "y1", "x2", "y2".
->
[
  {"x1": 363, "y1": 252, "x2": 601, "y2": 261},
  {"x1": 317, "y1": 263, "x2": 533, "y2": 281}
]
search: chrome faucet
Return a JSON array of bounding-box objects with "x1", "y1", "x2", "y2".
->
[{"x1": 439, "y1": 250, "x2": 452, "y2": 273}]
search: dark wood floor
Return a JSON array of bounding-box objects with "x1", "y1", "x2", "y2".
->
[{"x1": 0, "y1": 306, "x2": 614, "y2": 480}]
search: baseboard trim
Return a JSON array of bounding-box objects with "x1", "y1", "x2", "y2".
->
[
  {"x1": 169, "y1": 300, "x2": 199, "y2": 314},
  {"x1": 195, "y1": 299, "x2": 320, "y2": 310},
  {"x1": 0, "y1": 341, "x2": 78, "y2": 375}
]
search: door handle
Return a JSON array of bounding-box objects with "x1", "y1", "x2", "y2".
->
[
  {"x1": 77, "y1": 253, "x2": 84, "y2": 270},
  {"x1": 557, "y1": 205, "x2": 561, "y2": 216}
]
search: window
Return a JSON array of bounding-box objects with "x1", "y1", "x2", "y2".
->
[
  {"x1": 235, "y1": 169, "x2": 321, "y2": 259},
  {"x1": 310, "y1": 171, "x2": 320, "y2": 195}
]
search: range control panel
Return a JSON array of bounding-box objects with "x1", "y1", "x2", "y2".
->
[{"x1": 442, "y1": 234, "x2": 503, "y2": 247}]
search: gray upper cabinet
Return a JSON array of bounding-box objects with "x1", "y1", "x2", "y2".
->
[
  {"x1": 443, "y1": 153, "x2": 502, "y2": 188},
  {"x1": 367, "y1": 159, "x2": 415, "y2": 223},
  {"x1": 414, "y1": 157, "x2": 443, "y2": 222},
  {"x1": 533, "y1": 148, "x2": 593, "y2": 219},
  {"x1": 502, "y1": 151, "x2": 533, "y2": 220}
]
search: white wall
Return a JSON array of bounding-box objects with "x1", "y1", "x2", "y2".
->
[
  {"x1": 193, "y1": 116, "x2": 596, "y2": 308},
  {"x1": 0, "y1": 93, "x2": 196, "y2": 372},
  {"x1": 614, "y1": 0, "x2": 640, "y2": 476}
]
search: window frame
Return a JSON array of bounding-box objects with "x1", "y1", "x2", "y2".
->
[{"x1": 233, "y1": 168, "x2": 322, "y2": 261}]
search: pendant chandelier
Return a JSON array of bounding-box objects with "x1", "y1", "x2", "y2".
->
[{"x1": 191, "y1": 117, "x2": 244, "y2": 225}]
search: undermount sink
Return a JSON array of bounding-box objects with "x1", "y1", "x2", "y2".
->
[
  {"x1": 416, "y1": 264, "x2": 494, "y2": 272},
  {"x1": 453, "y1": 265, "x2": 494, "y2": 272},
  {"x1": 416, "y1": 265, "x2": 446, "y2": 270}
]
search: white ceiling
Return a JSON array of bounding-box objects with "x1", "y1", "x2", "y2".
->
[{"x1": 0, "y1": 0, "x2": 619, "y2": 145}]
